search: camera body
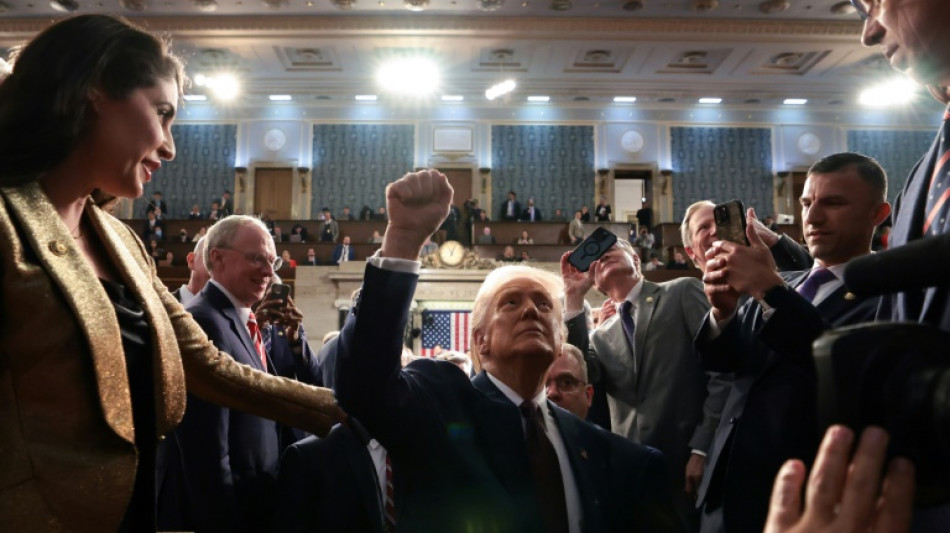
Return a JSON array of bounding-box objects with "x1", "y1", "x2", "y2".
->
[
  {"x1": 814, "y1": 322, "x2": 950, "y2": 505},
  {"x1": 568, "y1": 227, "x2": 618, "y2": 272}
]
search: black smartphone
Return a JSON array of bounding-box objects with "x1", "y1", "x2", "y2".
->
[
  {"x1": 714, "y1": 200, "x2": 749, "y2": 246},
  {"x1": 568, "y1": 227, "x2": 618, "y2": 272},
  {"x1": 268, "y1": 283, "x2": 291, "y2": 305}
]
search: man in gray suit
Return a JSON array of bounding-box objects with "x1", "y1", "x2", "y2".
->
[{"x1": 561, "y1": 239, "x2": 721, "y2": 528}]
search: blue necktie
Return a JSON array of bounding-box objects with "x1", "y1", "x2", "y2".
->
[
  {"x1": 620, "y1": 300, "x2": 636, "y2": 363},
  {"x1": 796, "y1": 267, "x2": 836, "y2": 303}
]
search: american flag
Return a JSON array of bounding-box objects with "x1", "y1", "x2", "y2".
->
[{"x1": 420, "y1": 310, "x2": 471, "y2": 357}]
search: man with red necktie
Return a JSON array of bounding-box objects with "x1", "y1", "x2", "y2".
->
[
  {"x1": 852, "y1": 0, "x2": 950, "y2": 332},
  {"x1": 172, "y1": 215, "x2": 315, "y2": 532}
]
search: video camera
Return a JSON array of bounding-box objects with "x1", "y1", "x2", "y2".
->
[{"x1": 814, "y1": 232, "x2": 950, "y2": 505}]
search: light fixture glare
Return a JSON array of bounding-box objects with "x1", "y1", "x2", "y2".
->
[
  {"x1": 698, "y1": 97, "x2": 722, "y2": 104},
  {"x1": 613, "y1": 96, "x2": 637, "y2": 103}
]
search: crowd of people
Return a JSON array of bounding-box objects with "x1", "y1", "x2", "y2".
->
[{"x1": 2, "y1": 2, "x2": 947, "y2": 531}]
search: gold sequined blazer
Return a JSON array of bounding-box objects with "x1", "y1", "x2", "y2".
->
[{"x1": 0, "y1": 181, "x2": 343, "y2": 532}]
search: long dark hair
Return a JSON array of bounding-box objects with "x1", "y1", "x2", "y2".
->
[{"x1": 0, "y1": 15, "x2": 185, "y2": 185}]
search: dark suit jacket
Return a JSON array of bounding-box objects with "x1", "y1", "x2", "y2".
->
[
  {"x1": 887, "y1": 132, "x2": 950, "y2": 331},
  {"x1": 335, "y1": 264, "x2": 682, "y2": 532},
  {"x1": 176, "y1": 283, "x2": 283, "y2": 532},
  {"x1": 264, "y1": 323, "x2": 321, "y2": 449},
  {"x1": 499, "y1": 199, "x2": 522, "y2": 220},
  {"x1": 332, "y1": 243, "x2": 355, "y2": 264},
  {"x1": 146, "y1": 199, "x2": 168, "y2": 217},
  {"x1": 271, "y1": 423, "x2": 385, "y2": 533},
  {"x1": 695, "y1": 269, "x2": 879, "y2": 533},
  {"x1": 770, "y1": 234, "x2": 812, "y2": 272},
  {"x1": 520, "y1": 205, "x2": 543, "y2": 222}
]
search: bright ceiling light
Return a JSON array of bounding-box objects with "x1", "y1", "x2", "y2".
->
[
  {"x1": 613, "y1": 96, "x2": 637, "y2": 103},
  {"x1": 269, "y1": 94, "x2": 293, "y2": 101},
  {"x1": 377, "y1": 57, "x2": 440, "y2": 96},
  {"x1": 194, "y1": 72, "x2": 241, "y2": 102},
  {"x1": 698, "y1": 97, "x2": 722, "y2": 104},
  {"x1": 859, "y1": 78, "x2": 919, "y2": 107},
  {"x1": 783, "y1": 98, "x2": 808, "y2": 105},
  {"x1": 527, "y1": 95, "x2": 550, "y2": 102},
  {"x1": 441, "y1": 95, "x2": 464, "y2": 102},
  {"x1": 183, "y1": 94, "x2": 208, "y2": 101},
  {"x1": 355, "y1": 94, "x2": 378, "y2": 101},
  {"x1": 486, "y1": 79, "x2": 517, "y2": 101}
]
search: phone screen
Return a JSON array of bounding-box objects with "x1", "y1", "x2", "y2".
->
[{"x1": 269, "y1": 283, "x2": 290, "y2": 304}]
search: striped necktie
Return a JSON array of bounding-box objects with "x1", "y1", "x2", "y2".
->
[
  {"x1": 384, "y1": 454, "x2": 396, "y2": 532},
  {"x1": 247, "y1": 312, "x2": 267, "y2": 371},
  {"x1": 923, "y1": 106, "x2": 950, "y2": 235}
]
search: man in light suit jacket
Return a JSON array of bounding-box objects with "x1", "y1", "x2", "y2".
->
[
  {"x1": 696, "y1": 153, "x2": 891, "y2": 533},
  {"x1": 175, "y1": 215, "x2": 320, "y2": 532},
  {"x1": 335, "y1": 169, "x2": 682, "y2": 533},
  {"x1": 561, "y1": 239, "x2": 723, "y2": 528}
]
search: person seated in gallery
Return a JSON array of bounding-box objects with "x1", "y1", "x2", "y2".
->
[
  {"x1": 291, "y1": 223, "x2": 309, "y2": 243},
  {"x1": 497, "y1": 245, "x2": 519, "y2": 262},
  {"x1": 187, "y1": 204, "x2": 204, "y2": 220},
  {"x1": 281, "y1": 250, "x2": 297, "y2": 269},
  {"x1": 667, "y1": 251, "x2": 690, "y2": 270},
  {"x1": 516, "y1": 229, "x2": 533, "y2": 245},
  {"x1": 477, "y1": 226, "x2": 496, "y2": 245}
]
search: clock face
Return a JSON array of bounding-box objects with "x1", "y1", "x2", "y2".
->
[
  {"x1": 263, "y1": 128, "x2": 287, "y2": 151},
  {"x1": 438, "y1": 240, "x2": 465, "y2": 266}
]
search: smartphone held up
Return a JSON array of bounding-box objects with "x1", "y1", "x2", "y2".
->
[
  {"x1": 714, "y1": 200, "x2": 749, "y2": 246},
  {"x1": 568, "y1": 227, "x2": 618, "y2": 272}
]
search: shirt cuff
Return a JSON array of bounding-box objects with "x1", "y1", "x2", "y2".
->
[
  {"x1": 691, "y1": 449, "x2": 707, "y2": 457},
  {"x1": 368, "y1": 250, "x2": 421, "y2": 274},
  {"x1": 564, "y1": 307, "x2": 585, "y2": 322},
  {"x1": 705, "y1": 310, "x2": 735, "y2": 340}
]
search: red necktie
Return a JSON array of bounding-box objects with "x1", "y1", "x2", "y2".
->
[
  {"x1": 247, "y1": 312, "x2": 267, "y2": 371},
  {"x1": 520, "y1": 401, "x2": 568, "y2": 533},
  {"x1": 924, "y1": 106, "x2": 950, "y2": 235},
  {"x1": 384, "y1": 454, "x2": 397, "y2": 532}
]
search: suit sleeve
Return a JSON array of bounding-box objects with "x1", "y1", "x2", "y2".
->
[
  {"x1": 334, "y1": 264, "x2": 425, "y2": 448},
  {"x1": 677, "y1": 279, "x2": 728, "y2": 453},
  {"x1": 271, "y1": 440, "x2": 321, "y2": 533},
  {"x1": 770, "y1": 234, "x2": 812, "y2": 272},
  {"x1": 626, "y1": 445, "x2": 687, "y2": 533},
  {"x1": 110, "y1": 221, "x2": 344, "y2": 437}
]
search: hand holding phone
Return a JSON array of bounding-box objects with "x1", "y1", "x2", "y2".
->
[
  {"x1": 568, "y1": 227, "x2": 618, "y2": 272},
  {"x1": 268, "y1": 283, "x2": 291, "y2": 306},
  {"x1": 714, "y1": 200, "x2": 749, "y2": 246}
]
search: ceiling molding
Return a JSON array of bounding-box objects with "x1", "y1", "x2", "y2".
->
[{"x1": 0, "y1": 15, "x2": 862, "y2": 39}]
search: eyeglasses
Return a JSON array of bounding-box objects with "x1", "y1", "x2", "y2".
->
[
  {"x1": 219, "y1": 247, "x2": 282, "y2": 271},
  {"x1": 849, "y1": 0, "x2": 877, "y2": 20},
  {"x1": 545, "y1": 374, "x2": 586, "y2": 393}
]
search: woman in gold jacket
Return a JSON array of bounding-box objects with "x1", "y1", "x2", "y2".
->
[{"x1": 0, "y1": 15, "x2": 343, "y2": 531}]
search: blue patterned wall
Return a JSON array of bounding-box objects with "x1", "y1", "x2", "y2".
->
[
  {"x1": 311, "y1": 124, "x2": 415, "y2": 216},
  {"x1": 491, "y1": 125, "x2": 594, "y2": 216},
  {"x1": 137, "y1": 124, "x2": 237, "y2": 217},
  {"x1": 847, "y1": 129, "x2": 935, "y2": 204},
  {"x1": 671, "y1": 127, "x2": 774, "y2": 220}
]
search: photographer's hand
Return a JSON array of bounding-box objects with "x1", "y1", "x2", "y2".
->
[
  {"x1": 704, "y1": 208, "x2": 783, "y2": 301},
  {"x1": 764, "y1": 425, "x2": 915, "y2": 533},
  {"x1": 560, "y1": 252, "x2": 595, "y2": 314}
]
